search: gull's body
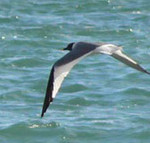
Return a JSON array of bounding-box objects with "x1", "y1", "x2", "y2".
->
[{"x1": 41, "y1": 42, "x2": 149, "y2": 117}]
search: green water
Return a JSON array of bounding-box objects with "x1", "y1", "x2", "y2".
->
[{"x1": 0, "y1": 0, "x2": 150, "y2": 143}]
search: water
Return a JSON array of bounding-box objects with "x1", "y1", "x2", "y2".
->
[{"x1": 0, "y1": 0, "x2": 150, "y2": 142}]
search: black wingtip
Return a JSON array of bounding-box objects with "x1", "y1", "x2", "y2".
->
[
  {"x1": 41, "y1": 102, "x2": 50, "y2": 118},
  {"x1": 141, "y1": 67, "x2": 150, "y2": 75},
  {"x1": 41, "y1": 112, "x2": 44, "y2": 118},
  {"x1": 41, "y1": 66, "x2": 55, "y2": 118},
  {"x1": 144, "y1": 70, "x2": 150, "y2": 75},
  {"x1": 41, "y1": 108, "x2": 46, "y2": 117},
  {"x1": 41, "y1": 107, "x2": 46, "y2": 118},
  {"x1": 41, "y1": 98, "x2": 53, "y2": 118},
  {"x1": 136, "y1": 64, "x2": 150, "y2": 75}
]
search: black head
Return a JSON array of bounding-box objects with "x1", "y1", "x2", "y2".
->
[{"x1": 63, "y1": 42, "x2": 75, "y2": 51}]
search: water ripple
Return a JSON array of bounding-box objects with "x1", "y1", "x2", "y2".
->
[{"x1": 1, "y1": 0, "x2": 150, "y2": 143}]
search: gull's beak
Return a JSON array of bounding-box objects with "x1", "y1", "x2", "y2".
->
[
  {"x1": 60, "y1": 47, "x2": 68, "y2": 51},
  {"x1": 59, "y1": 48, "x2": 65, "y2": 51}
]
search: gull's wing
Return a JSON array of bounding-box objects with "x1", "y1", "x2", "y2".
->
[
  {"x1": 41, "y1": 48, "x2": 93, "y2": 117},
  {"x1": 112, "y1": 50, "x2": 150, "y2": 74}
]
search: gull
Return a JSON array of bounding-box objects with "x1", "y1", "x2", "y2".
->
[{"x1": 41, "y1": 42, "x2": 149, "y2": 117}]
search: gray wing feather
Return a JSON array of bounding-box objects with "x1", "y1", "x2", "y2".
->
[
  {"x1": 112, "y1": 50, "x2": 150, "y2": 74},
  {"x1": 41, "y1": 45, "x2": 94, "y2": 117}
]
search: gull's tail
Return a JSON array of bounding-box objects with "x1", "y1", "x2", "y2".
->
[{"x1": 112, "y1": 50, "x2": 150, "y2": 75}]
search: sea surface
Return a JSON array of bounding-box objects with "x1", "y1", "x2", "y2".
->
[{"x1": 0, "y1": 0, "x2": 150, "y2": 143}]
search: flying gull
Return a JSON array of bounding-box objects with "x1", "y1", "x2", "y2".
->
[{"x1": 41, "y1": 42, "x2": 149, "y2": 117}]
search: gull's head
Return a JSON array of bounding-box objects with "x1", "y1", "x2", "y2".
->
[{"x1": 63, "y1": 42, "x2": 75, "y2": 51}]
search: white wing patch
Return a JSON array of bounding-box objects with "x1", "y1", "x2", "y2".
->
[
  {"x1": 94, "y1": 44, "x2": 122, "y2": 55},
  {"x1": 113, "y1": 50, "x2": 137, "y2": 64},
  {"x1": 52, "y1": 52, "x2": 92, "y2": 98},
  {"x1": 52, "y1": 71, "x2": 69, "y2": 98}
]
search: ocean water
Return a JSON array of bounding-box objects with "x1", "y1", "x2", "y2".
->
[{"x1": 0, "y1": 0, "x2": 150, "y2": 142}]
